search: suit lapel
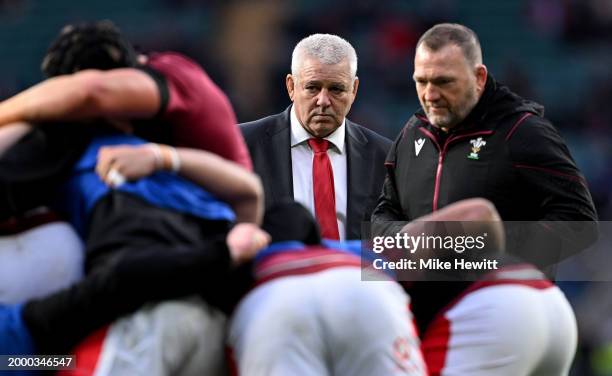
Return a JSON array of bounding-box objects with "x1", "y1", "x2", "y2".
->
[
  {"x1": 261, "y1": 109, "x2": 293, "y2": 205},
  {"x1": 345, "y1": 121, "x2": 369, "y2": 239}
]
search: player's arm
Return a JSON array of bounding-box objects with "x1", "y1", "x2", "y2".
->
[
  {"x1": 0, "y1": 68, "x2": 160, "y2": 127},
  {"x1": 400, "y1": 197, "x2": 505, "y2": 251},
  {"x1": 0, "y1": 122, "x2": 32, "y2": 156},
  {"x1": 96, "y1": 143, "x2": 264, "y2": 225},
  {"x1": 175, "y1": 148, "x2": 263, "y2": 224},
  {"x1": 374, "y1": 199, "x2": 505, "y2": 272}
]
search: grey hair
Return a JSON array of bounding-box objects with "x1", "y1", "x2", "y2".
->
[
  {"x1": 416, "y1": 23, "x2": 483, "y2": 66},
  {"x1": 291, "y1": 33, "x2": 358, "y2": 78}
]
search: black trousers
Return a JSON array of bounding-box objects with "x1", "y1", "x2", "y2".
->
[{"x1": 22, "y1": 192, "x2": 252, "y2": 353}]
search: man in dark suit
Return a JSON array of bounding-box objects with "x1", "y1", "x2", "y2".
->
[{"x1": 241, "y1": 34, "x2": 391, "y2": 240}]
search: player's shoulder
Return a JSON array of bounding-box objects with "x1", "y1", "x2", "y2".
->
[{"x1": 146, "y1": 51, "x2": 204, "y2": 75}]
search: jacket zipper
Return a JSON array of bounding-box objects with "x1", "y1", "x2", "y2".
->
[{"x1": 418, "y1": 127, "x2": 493, "y2": 212}]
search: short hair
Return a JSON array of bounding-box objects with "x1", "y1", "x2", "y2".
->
[
  {"x1": 416, "y1": 23, "x2": 482, "y2": 66},
  {"x1": 291, "y1": 33, "x2": 357, "y2": 78},
  {"x1": 41, "y1": 20, "x2": 137, "y2": 78}
]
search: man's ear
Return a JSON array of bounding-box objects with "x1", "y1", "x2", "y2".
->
[
  {"x1": 286, "y1": 74, "x2": 295, "y2": 101},
  {"x1": 475, "y1": 64, "x2": 488, "y2": 95}
]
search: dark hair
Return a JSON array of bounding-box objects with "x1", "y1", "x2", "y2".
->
[
  {"x1": 262, "y1": 201, "x2": 321, "y2": 245},
  {"x1": 41, "y1": 20, "x2": 138, "y2": 77},
  {"x1": 416, "y1": 23, "x2": 482, "y2": 66}
]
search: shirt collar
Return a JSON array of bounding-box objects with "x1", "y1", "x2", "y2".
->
[{"x1": 290, "y1": 105, "x2": 346, "y2": 153}]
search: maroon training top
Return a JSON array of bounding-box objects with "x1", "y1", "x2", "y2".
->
[{"x1": 147, "y1": 52, "x2": 253, "y2": 171}]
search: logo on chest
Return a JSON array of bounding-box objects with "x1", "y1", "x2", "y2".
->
[
  {"x1": 414, "y1": 138, "x2": 425, "y2": 156},
  {"x1": 468, "y1": 137, "x2": 486, "y2": 160}
]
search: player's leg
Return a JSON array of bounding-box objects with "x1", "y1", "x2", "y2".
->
[
  {"x1": 0, "y1": 221, "x2": 83, "y2": 304},
  {"x1": 15, "y1": 236, "x2": 230, "y2": 354},
  {"x1": 423, "y1": 283, "x2": 552, "y2": 376},
  {"x1": 318, "y1": 267, "x2": 427, "y2": 376},
  {"x1": 90, "y1": 297, "x2": 227, "y2": 376},
  {"x1": 228, "y1": 275, "x2": 329, "y2": 376},
  {"x1": 531, "y1": 286, "x2": 577, "y2": 376}
]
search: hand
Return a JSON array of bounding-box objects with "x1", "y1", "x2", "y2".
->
[
  {"x1": 226, "y1": 223, "x2": 271, "y2": 265},
  {"x1": 96, "y1": 144, "x2": 158, "y2": 187}
]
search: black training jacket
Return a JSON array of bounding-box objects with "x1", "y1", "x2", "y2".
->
[{"x1": 372, "y1": 75, "x2": 598, "y2": 266}]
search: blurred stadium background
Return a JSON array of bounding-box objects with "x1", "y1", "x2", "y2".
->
[{"x1": 1, "y1": 1, "x2": 610, "y2": 375}]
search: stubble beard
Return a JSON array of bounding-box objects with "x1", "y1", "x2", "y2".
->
[{"x1": 425, "y1": 89, "x2": 479, "y2": 130}]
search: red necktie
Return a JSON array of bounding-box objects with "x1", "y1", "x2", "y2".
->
[{"x1": 308, "y1": 138, "x2": 340, "y2": 240}]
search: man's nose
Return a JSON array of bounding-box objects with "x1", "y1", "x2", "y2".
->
[
  {"x1": 316, "y1": 89, "x2": 331, "y2": 107},
  {"x1": 424, "y1": 84, "x2": 440, "y2": 102}
]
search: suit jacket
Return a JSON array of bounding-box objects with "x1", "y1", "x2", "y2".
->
[{"x1": 241, "y1": 106, "x2": 391, "y2": 239}]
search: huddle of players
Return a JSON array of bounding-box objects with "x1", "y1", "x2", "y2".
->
[{"x1": 0, "y1": 20, "x2": 598, "y2": 376}]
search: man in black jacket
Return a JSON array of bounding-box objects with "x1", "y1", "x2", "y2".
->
[
  {"x1": 371, "y1": 23, "x2": 597, "y2": 375},
  {"x1": 372, "y1": 23, "x2": 597, "y2": 266}
]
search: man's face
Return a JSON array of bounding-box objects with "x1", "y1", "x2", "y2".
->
[
  {"x1": 286, "y1": 58, "x2": 358, "y2": 138},
  {"x1": 413, "y1": 44, "x2": 486, "y2": 130}
]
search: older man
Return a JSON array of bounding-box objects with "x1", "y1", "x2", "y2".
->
[{"x1": 241, "y1": 34, "x2": 391, "y2": 240}]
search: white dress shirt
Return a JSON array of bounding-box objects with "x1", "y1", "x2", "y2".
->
[{"x1": 290, "y1": 106, "x2": 348, "y2": 240}]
